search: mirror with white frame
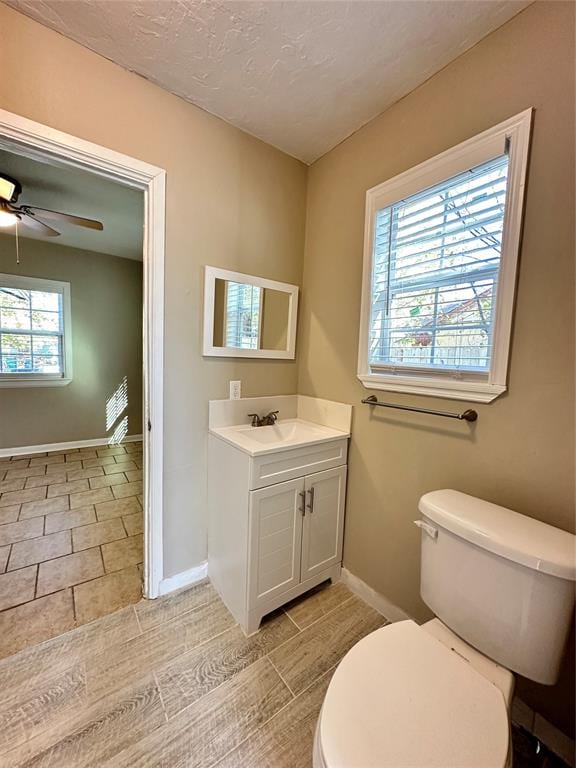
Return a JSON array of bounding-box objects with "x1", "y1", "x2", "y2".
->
[{"x1": 203, "y1": 267, "x2": 299, "y2": 359}]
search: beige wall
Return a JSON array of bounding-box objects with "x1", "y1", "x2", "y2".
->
[
  {"x1": 0, "y1": 3, "x2": 308, "y2": 576},
  {"x1": 212, "y1": 279, "x2": 226, "y2": 348},
  {"x1": 261, "y1": 290, "x2": 289, "y2": 351},
  {"x1": 1, "y1": 0, "x2": 574, "y2": 736},
  {"x1": 298, "y1": 2, "x2": 574, "y2": 736},
  {"x1": 0, "y1": 235, "x2": 143, "y2": 449}
]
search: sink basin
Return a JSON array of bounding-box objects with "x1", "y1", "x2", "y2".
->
[
  {"x1": 244, "y1": 421, "x2": 325, "y2": 444},
  {"x1": 209, "y1": 418, "x2": 349, "y2": 456}
]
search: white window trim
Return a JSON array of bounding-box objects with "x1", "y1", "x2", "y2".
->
[
  {"x1": 357, "y1": 108, "x2": 533, "y2": 403},
  {"x1": 0, "y1": 272, "x2": 73, "y2": 388}
]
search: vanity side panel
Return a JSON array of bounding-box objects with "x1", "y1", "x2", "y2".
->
[{"x1": 208, "y1": 434, "x2": 250, "y2": 626}]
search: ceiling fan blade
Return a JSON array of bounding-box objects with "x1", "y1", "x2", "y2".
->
[
  {"x1": 20, "y1": 212, "x2": 60, "y2": 237},
  {"x1": 23, "y1": 206, "x2": 104, "y2": 231}
]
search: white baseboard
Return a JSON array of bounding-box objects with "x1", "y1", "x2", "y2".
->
[
  {"x1": 158, "y1": 561, "x2": 208, "y2": 596},
  {"x1": 340, "y1": 567, "x2": 413, "y2": 623},
  {"x1": 0, "y1": 434, "x2": 143, "y2": 458}
]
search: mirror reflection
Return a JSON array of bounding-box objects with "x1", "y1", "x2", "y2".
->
[{"x1": 212, "y1": 279, "x2": 291, "y2": 352}]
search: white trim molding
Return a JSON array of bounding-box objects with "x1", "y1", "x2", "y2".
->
[
  {"x1": 158, "y1": 561, "x2": 208, "y2": 596},
  {"x1": 357, "y1": 373, "x2": 506, "y2": 404},
  {"x1": 0, "y1": 434, "x2": 143, "y2": 459},
  {"x1": 340, "y1": 567, "x2": 413, "y2": 623},
  {"x1": 202, "y1": 265, "x2": 299, "y2": 359},
  {"x1": 357, "y1": 109, "x2": 533, "y2": 403},
  {"x1": 0, "y1": 108, "x2": 166, "y2": 599}
]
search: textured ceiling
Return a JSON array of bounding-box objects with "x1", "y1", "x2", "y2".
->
[
  {"x1": 6, "y1": 1, "x2": 530, "y2": 163},
  {"x1": 0, "y1": 150, "x2": 143, "y2": 260},
  {"x1": 8, "y1": 0, "x2": 530, "y2": 163}
]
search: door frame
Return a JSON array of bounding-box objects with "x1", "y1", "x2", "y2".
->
[{"x1": 0, "y1": 108, "x2": 166, "y2": 599}]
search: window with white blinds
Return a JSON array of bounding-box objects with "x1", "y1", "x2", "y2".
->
[
  {"x1": 0, "y1": 274, "x2": 72, "y2": 387},
  {"x1": 370, "y1": 154, "x2": 508, "y2": 373},
  {"x1": 358, "y1": 110, "x2": 532, "y2": 402},
  {"x1": 224, "y1": 281, "x2": 262, "y2": 349}
]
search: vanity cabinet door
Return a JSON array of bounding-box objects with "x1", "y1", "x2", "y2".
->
[
  {"x1": 301, "y1": 466, "x2": 347, "y2": 581},
  {"x1": 248, "y1": 477, "x2": 305, "y2": 609}
]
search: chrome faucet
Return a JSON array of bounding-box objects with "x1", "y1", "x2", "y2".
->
[{"x1": 248, "y1": 411, "x2": 279, "y2": 427}]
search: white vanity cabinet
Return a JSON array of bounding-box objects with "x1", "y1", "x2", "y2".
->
[
  {"x1": 208, "y1": 414, "x2": 349, "y2": 635},
  {"x1": 249, "y1": 466, "x2": 347, "y2": 613}
]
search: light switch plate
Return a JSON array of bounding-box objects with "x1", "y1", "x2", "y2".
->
[{"x1": 229, "y1": 381, "x2": 241, "y2": 400}]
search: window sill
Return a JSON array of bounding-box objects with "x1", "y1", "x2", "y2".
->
[
  {"x1": 0, "y1": 377, "x2": 72, "y2": 389},
  {"x1": 357, "y1": 373, "x2": 505, "y2": 403}
]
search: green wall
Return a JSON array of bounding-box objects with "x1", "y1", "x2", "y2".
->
[{"x1": 0, "y1": 234, "x2": 143, "y2": 449}]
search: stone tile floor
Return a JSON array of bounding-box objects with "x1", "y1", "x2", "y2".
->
[
  {"x1": 0, "y1": 441, "x2": 143, "y2": 660},
  {"x1": 0, "y1": 577, "x2": 570, "y2": 767}
]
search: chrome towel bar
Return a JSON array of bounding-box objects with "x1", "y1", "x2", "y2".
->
[{"x1": 361, "y1": 394, "x2": 478, "y2": 422}]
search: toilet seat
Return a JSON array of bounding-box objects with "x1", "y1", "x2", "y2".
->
[{"x1": 315, "y1": 620, "x2": 510, "y2": 768}]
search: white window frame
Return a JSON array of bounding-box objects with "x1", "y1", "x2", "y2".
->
[
  {"x1": 0, "y1": 273, "x2": 73, "y2": 387},
  {"x1": 357, "y1": 109, "x2": 532, "y2": 403}
]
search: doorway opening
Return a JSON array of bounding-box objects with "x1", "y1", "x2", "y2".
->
[{"x1": 0, "y1": 109, "x2": 165, "y2": 659}]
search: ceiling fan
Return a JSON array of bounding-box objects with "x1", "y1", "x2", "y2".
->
[{"x1": 0, "y1": 172, "x2": 104, "y2": 237}]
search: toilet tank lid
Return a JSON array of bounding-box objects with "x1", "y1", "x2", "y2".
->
[{"x1": 419, "y1": 490, "x2": 576, "y2": 581}]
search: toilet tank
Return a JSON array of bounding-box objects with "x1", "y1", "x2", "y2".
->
[{"x1": 417, "y1": 490, "x2": 576, "y2": 685}]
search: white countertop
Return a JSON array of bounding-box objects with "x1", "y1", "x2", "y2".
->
[{"x1": 209, "y1": 418, "x2": 350, "y2": 456}]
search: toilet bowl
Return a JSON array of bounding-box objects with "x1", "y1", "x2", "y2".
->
[
  {"x1": 313, "y1": 619, "x2": 514, "y2": 768},
  {"x1": 313, "y1": 490, "x2": 576, "y2": 768}
]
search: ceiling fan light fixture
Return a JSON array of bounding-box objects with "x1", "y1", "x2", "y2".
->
[
  {"x1": 0, "y1": 174, "x2": 102, "y2": 236},
  {"x1": 0, "y1": 174, "x2": 21, "y2": 203},
  {"x1": 0, "y1": 209, "x2": 18, "y2": 228}
]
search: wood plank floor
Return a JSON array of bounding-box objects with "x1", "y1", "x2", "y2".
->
[
  {"x1": 0, "y1": 578, "x2": 569, "y2": 767},
  {"x1": 0, "y1": 578, "x2": 382, "y2": 767}
]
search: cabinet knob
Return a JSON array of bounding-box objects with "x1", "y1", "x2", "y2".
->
[{"x1": 298, "y1": 491, "x2": 306, "y2": 516}]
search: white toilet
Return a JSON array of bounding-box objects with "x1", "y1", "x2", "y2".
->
[{"x1": 314, "y1": 489, "x2": 576, "y2": 768}]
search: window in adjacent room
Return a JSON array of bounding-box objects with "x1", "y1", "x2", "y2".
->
[
  {"x1": 357, "y1": 110, "x2": 532, "y2": 403},
  {"x1": 0, "y1": 273, "x2": 72, "y2": 386},
  {"x1": 224, "y1": 281, "x2": 262, "y2": 350}
]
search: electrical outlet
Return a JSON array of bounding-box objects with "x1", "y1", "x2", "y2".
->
[{"x1": 229, "y1": 380, "x2": 241, "y2": 400}]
